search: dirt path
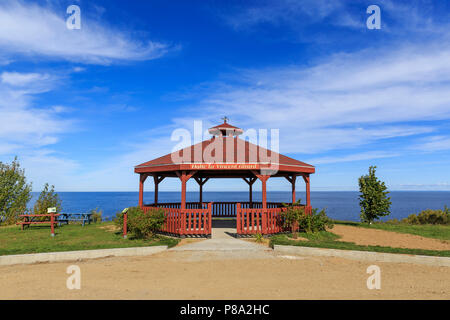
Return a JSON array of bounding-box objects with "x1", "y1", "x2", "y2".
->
[
  {"x1": 331, "y1": 225, "x2": 450, "y2": 251},
  {"x1": 1, "y1": 249, "x2": 449, "y2": 300}
]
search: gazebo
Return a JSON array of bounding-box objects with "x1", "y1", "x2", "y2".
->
[{"x1": 124, "y1": 120, "x2": 315, "y2": 237}]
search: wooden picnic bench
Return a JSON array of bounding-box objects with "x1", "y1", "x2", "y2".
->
[
  {"x1": 57, "y1": 213, "x2": 92, "y2": 226},
  {"x1": 17, "y1": 214, "x2": 60, "y2": 235}
]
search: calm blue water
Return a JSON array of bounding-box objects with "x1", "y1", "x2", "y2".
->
[{"x1": 28, "y1": 191, "x2": 450, "y2": 222}]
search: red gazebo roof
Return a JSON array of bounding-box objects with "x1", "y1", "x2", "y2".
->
[
  {"x1": 135, "y1": 121, "x2": 315, "y2": 176},
  {"x1": 208, "y1": 121, "x2": 244, "y2": 136}
]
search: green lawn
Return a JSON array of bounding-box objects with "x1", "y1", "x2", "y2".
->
[
  {"x1": 270, "y1": 231, "x2": 450, "y2": 257},
  {"x1": 0, "y1": 222, "x2": 179, "y2": 256},
  {"x1": 333, "y1": 220, "x2": 450, "y2": 241}
]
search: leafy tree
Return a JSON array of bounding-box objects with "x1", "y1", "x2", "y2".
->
[
  {"x1": 0, "y1": 157, "x2": 32, "y2": 225},
  {"x1": 358, "y1": 166, "x2": 391, "y2": 223},
  {"x1": 33, "y1": 183, "x2": 62, "y2": 217}
]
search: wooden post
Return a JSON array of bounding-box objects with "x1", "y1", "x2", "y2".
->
[
  {"x1": 303, "y1": 174, "x2": 311, "y2": 214},
  {"x1": 176, "y1": 171, "x2": 197, "y2": 236},
  {"x1": 123, "y1": 211, "x2": 128, "y2": 238},
  {"x1": 138, "y1": 174, "x2": 148, "y2": 208},
  {"x1": 251, "y1": 171, "x2": 269, "y2": 208},
  {"x1": 50, "y1": 212, "x2": 55, "y2": 237},
  {"x1": 236, "y1": 203, "x2": 241, "y2": 234},
  {"x1": 292, "y1": 174, "x2": 296, "y2": 204},
  {"x1": 194, "y1": 177, "x2": 209, "y2": 206},
  {"x1": 249, "y1": 183, "x2": 252, "y2": 207},
  {"x1": 181, "y1": 172, "x2": 187, "y2": 210},
  {"x1": 243, "y1": 177, "x2": 257, "y2": 208},
  {"x1": 285, "y1": 175, "x2": 297, "y2": 204},
  {"x1": 153, "y1": 176, "x2": 164, "y2": 206},
  {"x1": 208, "y1": 202, "x2": 212, "y2": 235},
  {"x1": 154, "y1": 176, "x2": 159, "y2": 205},
  {"x1": 251, "y1": 172, "x2": 270, "y2": 234},
  {"x1": 261, "y1": 178, "x2": 267, "y2": 209}
]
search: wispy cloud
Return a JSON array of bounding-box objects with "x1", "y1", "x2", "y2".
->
[
  {"x1": 0, "y1": 70, "x2": 75, "y2": 155},
  {"x1": 1, "y1": 72, "x2": 50, "y2": 86},
  {"x1": 221, "y1": 0, "x2": 450, "y2": 44},
  {"x1": 415, "y1": 136, "x2": 450, "y2": 152},
  {"x1": 0, "y1": 1, "x2": 170, "y2": 64},
  {"x1": 223, "y1": 0, "x2": 357, "y2": 31},
  {"x1": 168, "y1": 39, "x2": 449, "y2": 154},
  {"x1": 307, "y1": 151, "x2": 400, "y2": 165}
]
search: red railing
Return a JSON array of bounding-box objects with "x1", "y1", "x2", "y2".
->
[
  {"x1": 236, "y1": 204, "x2": 311, "y2": 235},
  {"x1": 145, "y1": 201, "x2": 284, "y2": 217},
  {"x1": 131, "y1": 202, "x2": 312, "y2": 237},
  {"x1": 236, "y1": 204, "x2": 285, "y2": 235},
  {"x1": 183, "y1": 205, "x2": 212, "y2": 235},
  {"x1": 141, "y1": 203, "x2": 212, "y2": 236}
]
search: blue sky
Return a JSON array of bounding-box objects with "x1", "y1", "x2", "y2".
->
[{"x1": 0, "y1": 0, "x2": 449, "y2": 192}]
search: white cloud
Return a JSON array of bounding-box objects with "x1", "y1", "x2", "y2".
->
[
  {"x1": 168, "y1": 40, "x2": 450, "y2": 155},
  {"x1": 1, "y1": 72, "x2": 50, "y2": 86},
  {"x1": 0, "y1": 1, "x2": 169, "y2": 64},
  {"x1": 415, "y1": 136, "x2": 450, "y2": 152},
  {"x1": 0, "y1": 71, "x2": 75, "y2": 155},
  {"x1": 224, "y1": 0, "x2": 354, "y2": 30},
  {"x1": 307, "y1": 151, "x2": 400, "y2": 165}
]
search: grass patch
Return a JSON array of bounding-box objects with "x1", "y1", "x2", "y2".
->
[
  {"x1": 0, "y1": 221, "x2": 179, "y2": 256},
  {"x1": 290, "y1": 230, "x2": 340, "y2": 242},
  {"x1": 270, "y1": 232, "x2": 450, "y2": 257},
  {"x1": 332, "y1": 220, "x2": 450, "y2": 241}
]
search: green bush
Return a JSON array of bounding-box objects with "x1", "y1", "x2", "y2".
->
[
  {"x1": 298, "y1": 208, "x2": 334, "y2": 233},
  {"x1": 0, "y1": 157, "x2": 32, "y2": 225},
  {"x1": 33, "y1": 183, "x2": 62, "y2": 221},
  {"x1": 281, "y1": 201, "x2": 304, "y2": 234},
  {"x1": 90, "y1": 208, "x2": 103, "y2": 223},
  {"x1": 281, "y1": 202, "x2": 334, "y2": 235},
  {"x1": 400, "y1": 207, "x2": 449, "y2": 225},
  {"x1": 115, "y1": 207, "x2": 166, "y2": 239},
  {"x1": 255, "y1": 232, "x2": 264, "y2": 243}
]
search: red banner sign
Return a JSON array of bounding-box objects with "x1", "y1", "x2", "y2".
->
[{"x1": 189, "y1": 163, "x2": 258, "y2": 170}]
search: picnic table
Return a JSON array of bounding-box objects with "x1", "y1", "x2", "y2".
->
[
  {"x1": 57, "y1": 213, "x2": 92, "y2": 226},
  {"x1": 17, "y1": 214, "x2": 60, "y2": 235}
]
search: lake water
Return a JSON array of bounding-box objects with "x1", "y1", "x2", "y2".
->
[{"x1": 28, "y1": 191, "x2": 450, "y2": 222}]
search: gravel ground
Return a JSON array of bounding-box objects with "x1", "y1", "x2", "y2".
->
[
  {"x1": 332, "y1": 225, "x2": 450, "y2": 251},
  {"x1": 0, "y1": 249, "x2": 449, "y2": 299}
]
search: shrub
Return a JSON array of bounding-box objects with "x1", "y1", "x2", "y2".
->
[
  {"x1": 400, "y1": 207, "x2": 449, "y2": 225},
  {"x1": 115, "y1": 207, "x2": 166, "y2": 239},
  {"x1": 358, "y1": 166, "x2": 391, "y2": 223},
  {"x1": 90, "y1": 208, "x2": 102, "y2": 223},
  {"x1": 281, "y1": 202, "x2": 334, "y2": 235},
  {"x1": 33, "y1": 183, "x2": 62, "y2": 221},
  {"x1": 255, "y1": 233, "x2": 263, "y2": 243},
  {"x1": 0, "y1": 157, "x2": 32, "y2": 225},
  {"x1": 281, "y1": 201, "x2": 304, "y2": 238},
  {"x1": 298, "y1": 208, "x2": 334, "y2": 233}
]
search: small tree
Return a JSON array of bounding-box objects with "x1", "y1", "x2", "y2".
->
[
  {"x1": 281, "y1": 200, "x2": 303, "y2": 238},
  {"x1": 0, "y1": 157, "x2": 32, "y2": 225},
  {"x1": 358, "y1": 166, "x2": 391, "y2": 223},
  {"x1": 33, "y1": 183, "x2": 62, "y2": 217}
]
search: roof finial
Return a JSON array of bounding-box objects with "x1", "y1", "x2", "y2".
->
[{"x1": 222, "y1": 116, "x2": 229, "y2": 123}]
